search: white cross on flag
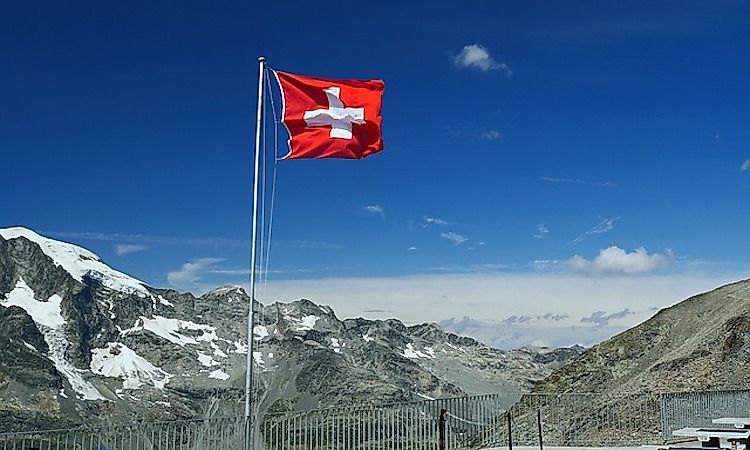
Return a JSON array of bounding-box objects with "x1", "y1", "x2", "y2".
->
[{"x1": 274, "y1": 70, "x2": 384, "y2": 159}]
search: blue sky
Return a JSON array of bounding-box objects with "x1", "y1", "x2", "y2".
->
[{"x1": 2, "y1": 1, "x2": 749, "y2": 329}]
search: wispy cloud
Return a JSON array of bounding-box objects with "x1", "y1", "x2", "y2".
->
[
  {"x1": 207, "y1": 267, "x2": 311, "y2": 276},
  {"x1": 533, "y1": 223, "x2": 549, "y2": 239},
  {"x1": 480, "y1": 129, "x2": 502, "y2": 140},
  {"x1": 453, "y1": 44, "x2": 512, "y2": 75},
  {"x1": 47, "y1": 231, "x2": 343, "y2": 252},
  {"x1": 540, "y1": 176, "x2": 617, "y2": 188},
  {"x1": 274, "y1": 240, "x2": 343, "y2": 250},
  {"x1": 205, "y1": 268, "x2": 249, "y2": 275},
  {"x1": 362, "y1": 205, "x2": 385, "y2": 217},
  {"x1": 571, "y1": 216, "x2": 619, "y2": 245},
  {"x1": 741, "y1": 159, "x2": 750, "y2": 172},
  {"x1": 362, "y1": 309, "x2": 395, "y2": 314},
  {"x1": 531, "y1": 259, "x2": 561, "y2": 271},
  {"x1": 590, "y1": 217, "x2": 617, "y2": 234},
  {"x1": 431, "y1": 263, "x2": 510, "y2": 273},
  {"x1": 408, "y1": 246, "x2": 417, "y2": 251},
  {"x1": 424, "y1": 216, "x2": 450, "y2": 226},
  {"x1": 114, "y1": 244, "x2": 148, "y2": 256},
  {"x1": 167, "y1": 258, "x2": 225, "y2": 291},
  {"x1": 580, "y1": 308, "x2": 634, "y2": 327},
  {"x1": 467, "y1": 241, "x2": 486, "y2": 251},
  {"x1": 566, "y1": 246, "x2": 675, "y2": 277},
  {"x1": 440, "y1": 231, "x2": 469, "y2": 245},
  {"x1": 45, "y1": 231, "x2": 246, "y2": 248},
  {"x1": 471, "y1": 263, "x2": 509, "y2": 272}
]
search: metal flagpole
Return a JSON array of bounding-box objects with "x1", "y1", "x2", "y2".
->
[{"x1": 245, "y1": 55, "x2": 266, "y2": 450}]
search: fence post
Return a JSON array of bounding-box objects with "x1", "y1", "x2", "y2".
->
[
  {"x1": 508, "y1": 410, "x2": 513, "y2": 450},
  {"x1": 439, "y1": 409, "x2": 446, "y2": 450},
  {"x1": 537, "y1": 409, "x2": 543, "y2": 450}
]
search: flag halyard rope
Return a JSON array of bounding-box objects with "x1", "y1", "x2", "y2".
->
[{"x1": 261, "y1": 68, "x2": 281, "y2": 289}]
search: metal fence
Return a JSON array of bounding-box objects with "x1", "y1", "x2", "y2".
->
[
  {"x1": 259, "y1": 390, "x2": 750, "y2": 449},
  {"x1": 475, "y1": 393, "x2": 663, "y2": 448},
  {"x1": 660, "y1": 389, "x2": 750, "y2": 440},
  {"x1": 4, "y1": 389, "x2": 750, "y2": 449},
  {"x1": 0, "y1": 416, "x2": 245, "y2": 450},
  {"x1": 259, "y1": 393, "x2": 507, "y2": 449}
]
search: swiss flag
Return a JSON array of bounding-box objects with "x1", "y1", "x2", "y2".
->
[{"x1": 273, "y1": 70, "x2": 384, "y2": 160}]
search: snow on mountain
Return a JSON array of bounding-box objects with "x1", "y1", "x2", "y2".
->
[
  {"x1": 90, "y1": 342, "x2": 172, "y2": 389},
  {"x1": 2, "y1": 278, "x2": 64, "y2": 329},
  {"x1": 254, "y1": 325, "x2": 269, "y2": 340},
  {"x1": 402, "y1": 343, "x2": 435, "y2": 359},
  {"x1": 1, "y1": 277, "x2": 106, "y2": 401},
  {"x1": 0, "y1": 227, "x2": 150, "y2": 297},
  {"x1": 120, "y1": 315, "x2": 219, "y2": 346},
  {"x1": 208, "y1": 369, "x2": 230, "y2": 380},
  {"x1": 0, "y1": 228, "x2": 583, "y2": 431}
]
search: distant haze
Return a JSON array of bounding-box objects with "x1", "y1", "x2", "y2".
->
[{"x1": 258, "y1": 272, "x2": 746, "y2": 348}]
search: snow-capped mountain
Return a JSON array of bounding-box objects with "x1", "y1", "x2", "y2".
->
[{"x1": 0, "y1": 227, "x2": 583, "y2": 431}]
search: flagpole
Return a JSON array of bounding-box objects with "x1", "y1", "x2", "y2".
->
[{"x1": 245, "y1": 55, "x2": 266, "y2": 450}]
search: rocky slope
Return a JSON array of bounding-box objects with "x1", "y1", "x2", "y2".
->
[
  {"x1": 534, "y1": 278, "x2": 750, "y2": 395},
  {"x1": 463, "y1": 279, "x2": 750, "y2": 448},
  {"x1": 0, "y1": 227, "x2": 582, "y2": 431}
]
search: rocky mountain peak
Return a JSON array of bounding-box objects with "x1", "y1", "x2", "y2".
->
[
  {"x1": 0, "y1": 228, "x2": 583, "y2": 431},
  {"x1": 534, "y1": 279, "x2": 750, "y2": 395},
  {"x1": 0, "y1": 227, "x2": 150, "y2": 298}
]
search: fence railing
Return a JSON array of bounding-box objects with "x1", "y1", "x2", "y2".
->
[
  {"x1": 0, "y1": 416, "x2": 245, "y2": 450},
  {"x1": 474, "y1": 392, "x2": 663, "y2": 448},
  {"x1": 660, "y1": 389, "x2": 750, "y2": 440},
  {"x1": 259, "y1": 393, "x2": 508, "y2": 449},
  {"x1": 3, "y1": 389, "x2": 750, "y2": 449}
]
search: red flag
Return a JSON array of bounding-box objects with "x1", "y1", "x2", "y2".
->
[{"x1": 274, "y1": 70, "x2": 384, "y2": 160}]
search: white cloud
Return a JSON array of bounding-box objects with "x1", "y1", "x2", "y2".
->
[
  {"x1": 167, "y1": 258, "x2": 225, "y2": 291},
  {"x1": 580, "y1": 308, "x2": 634, "y2": 327},
  {"x1": 408, "y1": 246, "x2": 417, "y2": 251},
  {"x1": 114, "y1": 244, "x2": 148, "y2": 256},
  {"x1": 362, "y1": 205, "x2": 385, "y2": 217},
  {"x1": 256, "y1": 271, "x2": 744, "y2": 326},
  {"x1": 430, "y1": 262, "x2": 508, "y2": 272},
  {"x1": 590, "y1": 217, "x2": 616, "y2": 234},
  {"x1": 441, "y1": 308, "x2": 654, "y2": 349},
  {"x1": 480, "y1": 129, "x2": 502, "y2": 140},
  {"x1": 566, "y1": 246, "x2": 675, "y2": 276},
  {"x1": 533, "y1": 223, "x2": 549, "y2": 239},
  {"x1": 440, "y1": 231, "x2": 468, "y2": 245},
  {"x1": 470, "y1": 263, "x2": 508, "y2": 271},
  {"x1": 571, "y1": 216, "x2": 619, "y2": 245},
  {"x1": 741, "y1": 159, "x2": 750, "y2": 171},
  {"x1": 540, "y1": 177, "x2": 617, "y2": 188},
  {"x1": 424, "y1": 216, "x2": 449, "y2": 226},
  {"x1": 467, "y1": 241, "x2": 486, "y2": 251},
  {"x1": 454, "y1": 44, "x2": 512, "y2": 75},
  {"x1": 532, "y1": 259, "x2": 560, "y2": 271},
  {"x1": 46, "y1": 231, "x2": 245, "y2": 247},
  {"x1": 274, "y1": 240, "x2": 343, "y2": 250}
]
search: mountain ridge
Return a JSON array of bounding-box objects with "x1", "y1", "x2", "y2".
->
[
  {"x1": 534, "y1": 278, "x2": 750, "y2": 395},
  {"x1": 0, "y1": 227, "x2": 582, "y2": 431}
]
